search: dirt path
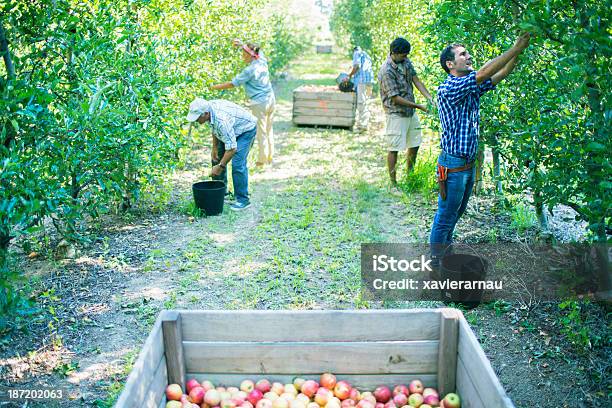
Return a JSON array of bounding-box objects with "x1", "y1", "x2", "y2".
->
[{"x1": 1, "y1": 51, "x2": 608, "y2": 408}]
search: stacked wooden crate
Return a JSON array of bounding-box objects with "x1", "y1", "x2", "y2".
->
[{"x1": 292, "y1": 85, "x2": 356, "y2": 129}]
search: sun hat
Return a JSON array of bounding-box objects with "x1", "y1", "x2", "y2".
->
[{"x1": 186, "y1": 98, "x2": 211, "y2": 122}]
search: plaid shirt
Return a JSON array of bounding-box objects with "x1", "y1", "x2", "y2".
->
[
  {"x1": 378, "y1": 56, "x2": 418, "y2": 117},
  {"x1": 438, "y1": 71, "x2": 495, "y2": 160},
  {"x1": 209, "y1": 100, "x2": 257, "y2": 150},
  {"x1": 352, "y1": 49, "x2": 374, "y2": 90}
]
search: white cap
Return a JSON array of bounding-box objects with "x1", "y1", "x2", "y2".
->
[{"x1": 186, "y1": 97, "x2": 210, "y2": 122}]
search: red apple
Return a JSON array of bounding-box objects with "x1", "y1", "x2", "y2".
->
[
  {"x1": 383, "y1": 401, "x2": 396, "y2": 408},
  {"x1": 166, "y1": 384, "x2": 183, "y2": 401},
  {"x1": 205, "y1": 390, "x2": 222, "y2": 406},
  {"x1": 341, "y1": 399, "x2": 356, "y2": 408},
  {"x1": 248, "y1": 390, "x2": 264, "y2": 405},
  {"x1": 190, "y1": 387, "x2": 206, "y2": 404},
  {"x1": 256, "y1": 399, "x2": 273, "y2": 408},
  {"x1": 392, "y1": 394, "x2": 407, "y2": 407},
  {"x1": 375, "y1": 403, "x2": 384, "y2": 408},
  {"x1": 348, "y1": 388, "x2": 360, "y2": 402},
  {"x1": 166, "y1": 401, "x2": 182, "y2": 408},
  {"x1": 186, "y1": 379, "x2": 201, "y2": 394},
  {"x1": 408, "y1": 380, "x2": 424, "y2": 395},
  {"x1": 333, "y1": 381, "x2": 351, "y2": 400},
  {"x1": 241, "y1": 380, "x2": 255, "y2": 393},
  {"x1": 392, "y1": 385, "x2": 408, "y2": 397},
  {"x1": 242, "y1": 402, "x2": 254, "y2": 408},
  {"x1": 442, "y1": 393, "x2": 460, "y2": 408},
  {"x1": 256, "y1": 380, "x2": 272, "y2": 393},
  {"x1": 373, "y1": 386, "x2": 391, "y2": 403},
  {"x1": 423, "y1": 395, "x2": 439, "y2": 406},
  {"x1": 320, "y1": 373, "x2": 337, "y2": 390},
  {"x1": 438, "y1": 401, "x2": 445, "y2": 408},
  {"x1": 422, "y1": 389, "x2": 437, "y2": 398},
  {"x1": 407, "y1": 394, "x2": 423, "y2": 408},
  {"x1": 301, "y1": 380, "x2": 320, "y2": 398}
]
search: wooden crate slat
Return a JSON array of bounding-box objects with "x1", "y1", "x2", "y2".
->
[
  {"x1": 158, "y1": 396, "x2": 167, "y2": 408},
  {"x1": 183, "y1": 341, "x2": 439, "y2": 374},
  {"x1": 179, "y1": 310, "x2": 441, "y2": 342},
  {"x1": 293, "y1": 115, "x2": 354, "y2": 127},
  {"x1": 294, "y1": 100, "x2": 357, "y2": 110},
  {"x1": 163, "y1": 310, "x2": 186, "y2": 387},
  {"x1": 457, "y1": 318, "x2": 515, "y2": 407},
  {"x1": 455, "y1": 357, "x2": 486, "y2": 408},
  {"x1": 293, "y1": 91, "x2": 355, "y2": 102},
  {"x1": 437, "y1": 308, "x2": 459, "y2": 396},
  {"x1": 185, "y1": 373, "x2": 438, "y2": 391},
  {"x1": 114, "y1": 316, "x2": 165, "y2": 408},
  {"x1": 143, "y1": 355, "x2": 168, "y2": 408},
  {"x1": 293, "y1": 107, "x2": 355, "y2": 118}
]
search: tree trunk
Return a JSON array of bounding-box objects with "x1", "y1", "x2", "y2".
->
[
  {"x1": 473, "y1": 144, "x2": 485, "y2": 195},
  {"x1": 0, "y1": 19, "x2": 15, "y2": 79},
  {"x1": 492, "y1": 147, "x2": 503, "y2": 194}
]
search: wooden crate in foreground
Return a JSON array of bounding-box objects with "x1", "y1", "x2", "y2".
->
[
  {"x1": 114, "y1": 309, "x2": 514, "y2": 408},
  {"x1": 292, "y1": 85, "x2": 356, "y2": 129}
]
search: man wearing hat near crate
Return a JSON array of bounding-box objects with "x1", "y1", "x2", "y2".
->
[
  {"x1": 344, "y1": 46, "x2": 375, "y2": 132},
  {"x1": 378, "y1": 37, "x2": 433, "y2": 189},
  {"x1": 186, "y1": 97, "x2": 257, "y2": 211}
]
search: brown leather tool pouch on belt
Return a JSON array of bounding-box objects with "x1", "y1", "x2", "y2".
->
[{"x1": 437, "y1": 162, "x2": 474, "y2": 201}]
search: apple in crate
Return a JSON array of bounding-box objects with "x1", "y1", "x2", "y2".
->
[
  {"x1": 166, "y1": 384, "x2": 183, "y2": 401},
  {"x1": 242, "y1": 402, "x2": 255, "y2": 408},
  {"x1": 420, "y1": 405, "x2": 432, "y2": 408},
  {"x1": 293, "y1": 378, "x2": 306, "y2": 391},
  {"x1": 205, "y1": 390, "x2": 222, "y2": 406},
  {"x1": 264, "y1": 392, "x2": 279, "y2": 401},
  {"x1": 407, "y1": 394, "x2": 423, "y2": 408},
  {"x1": 333, "y1": 381, "x2": 351, "y2": 400},
  {"x1": 392, "y1": 385, "x2": 408, "y2": 397},
  {"x1": 373, "y1": 386, "x2": 391, "y2": 403},
  {"x1": 392, "y1": 393, "x2": 407, "y2": 407},
  {"x1": 422, "y1": 389, "x2": 437, "y2": 398},
  {"x1": 341, "y1": 399, "x2": 356, "y2": 408},
  {"x1": 291, "y1": 400, "x2": 307, "y2": 408},
  {"x1": 320, "y1": 373, "x2": 337, "y2": 390},
  {"x1": 284, "y1": 384, "x2": 299, "y2": 396},
  {"x1": 190, "y1": 387, "x2": 206, "y2": 404},
  {"x1": 166, "y1": 401, "x2": 182, "y2": 408},
  {"x1": 423, "y1": 395, "x2": 439, "y2": 406},
  {"x1": 186, "y1": 379, "x2": 201, "y2": 394},
  {"x1": 315, "y1": 388, "x2": 332, "y2": 405},
  {"x1": 256, "y1": 399, "x2": 273, "y2": 408},
  {"x1": 442, "y1": 393, "x2": 460, "y2": 408},
  {"x1": 272, "y1": 397, "x2": 290, "y2": 408},
  {"x1": 248, "y1": 389, "x2": 264, "y2": 405},
  {"x1": 272, "y1": 383, "x2": 285, "y2": 396},
  {"x1": 408, "y1": 380, "x2": 423, "y2": 395},
  {"x1": 241, "y1": 380, "x2": 256, "y2": 393},
  {"x1": 356, "y1": 399, "x2": 375, "y2": 408},
  {"x1": 301, "y1": 380, "x2": 319, "y2": 398},
  {"x1": 256, "y1": 380, "x2": 272, "y2": 393}
]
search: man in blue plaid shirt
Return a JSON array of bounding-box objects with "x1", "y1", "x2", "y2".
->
[
  {"x1": 346, "y1": 46, "x2": 374, "y2": 131},
  {"x1": 430, "y1": 33, "x2": 531, "y2": 268}
]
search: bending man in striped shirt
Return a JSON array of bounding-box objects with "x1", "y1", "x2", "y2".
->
[
  {"x1": 430, "y1": 33, "x2": 531, "y2": 269},
  {"x1": 187, "y1": 98, "x2": 257, "y2": 211}
]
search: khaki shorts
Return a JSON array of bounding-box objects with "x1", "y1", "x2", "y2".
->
[{"x1": 385, "y1": 114, "x2": 422, "y2": 151}]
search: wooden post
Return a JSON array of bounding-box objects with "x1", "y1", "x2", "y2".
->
[
  {"x1": 162, "y1": 310, "x2": 186, "y2": 388},
  {"x1": 437, "y1": 308, "x2": 459, "y2": 396}
]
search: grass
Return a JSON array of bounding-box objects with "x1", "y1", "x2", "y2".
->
[{"x1": 510, "y1": 202, "x2": 538, "y2": 233}]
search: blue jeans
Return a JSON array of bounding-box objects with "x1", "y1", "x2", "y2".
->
[
  {"x1": 429, "y1": 151, "x2": 476, "y2": 263},
  {"x1": 211, "y1": 127, "x2": 256, "y2": 205}
]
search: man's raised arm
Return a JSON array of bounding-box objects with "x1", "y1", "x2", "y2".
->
[{"x1": 476, "y1": 33, "x2": 530, "y2": 84}]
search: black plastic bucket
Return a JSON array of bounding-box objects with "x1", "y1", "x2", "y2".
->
[
  {"x1": 192, "y1": 181, "x2": 226, "y2": 216},
  {"x1": 440, "y1": 253, "x2": 487, "y2": 308}
]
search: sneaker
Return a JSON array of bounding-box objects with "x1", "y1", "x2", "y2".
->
[{"x1": 230, "y1": 201, "x2": 252, "y2": 211}]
